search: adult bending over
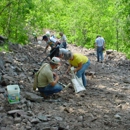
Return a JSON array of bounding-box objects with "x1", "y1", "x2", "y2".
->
[
  {"x1": 65, "y1": 52, "x2": 90, "y2": 87},
  {"x1": 42, "y1": 35, "x2": 60, "y2": 59}
]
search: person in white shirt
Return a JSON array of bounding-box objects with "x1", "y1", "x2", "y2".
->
[
  {"x1": 95, "y1": 35, "x2": 105, "y2": 62},
  {"x1": 59, "y1": 32, "x2": 67, "y2": 49},
  {"x1": 59, "y1": 48, "x2": 70, "y2": 58},
  {"x1": 42, "y1": 35, "x2": 60, "y2": 59}
]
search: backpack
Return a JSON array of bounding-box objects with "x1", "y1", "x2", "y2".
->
[{"x1": 33, "y1": 63, "x2": 48, "y2": 91}]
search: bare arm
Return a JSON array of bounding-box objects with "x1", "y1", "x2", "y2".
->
[
  {"x1": 44, "y1": 45, "x2": 49, "y2": 52},
  {"x1": 50, "y1": 73, "x2": 59, "y2": 86},
  {"x1": 74, "y1": 62, "x2": 82, "y2": 73},
  {"x1": 66, "y1": 64, "x2": 71, "y2": 74}
]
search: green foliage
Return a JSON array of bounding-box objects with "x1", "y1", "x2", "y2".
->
[
  {"x1": 0, "y1": 43, "x2": 9, "y2": 52},
  {"x1": 0, "y1": 0, "x2": 130, "y2": 58}
]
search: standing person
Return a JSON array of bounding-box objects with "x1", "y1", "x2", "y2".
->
[
  {"x1": 65, "y1": 52, "x2": 90, "y2": 87},
  {"x1": 59, "y1": 32, "x2": 67, "y2": 49},
  {"x1": 37, "y1": 57, "x2": 63, "y2": 98},
  {"x1": 95, "y1": 35, "x2": 105, "y2": 63},
  {"x1": 42, "y1": 35, "x2": 60, "y2": 59}
]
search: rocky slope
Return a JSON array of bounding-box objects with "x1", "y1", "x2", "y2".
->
[{"x1": 0, "y1": 39, "x2": 130, "y2": 130}]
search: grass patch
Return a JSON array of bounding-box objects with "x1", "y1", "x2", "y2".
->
[{"x1": 0, "y1": 43, "x2": 9, "y2": 52}]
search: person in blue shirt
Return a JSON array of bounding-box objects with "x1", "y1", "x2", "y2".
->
[{"x1": 95, "y1": 35, "x2": 105, "y2": 63}]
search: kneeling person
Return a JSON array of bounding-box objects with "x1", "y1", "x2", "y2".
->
[{"x1": 37, "y1": 57, "x2": 63, "y2": 98}]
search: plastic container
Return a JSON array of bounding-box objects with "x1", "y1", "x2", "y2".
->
[{"x1": 7, "y1": 85, "x2": 20, "y2": 104}]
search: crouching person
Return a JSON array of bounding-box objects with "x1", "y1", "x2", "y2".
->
[{"x1": 37, "y1": 57, "x2": 63, "y2": 98}]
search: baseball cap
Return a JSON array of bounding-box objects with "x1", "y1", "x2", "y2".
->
[
  {"x1": 46, "y1": 31, "x2": 50, "y2": 37},
  {"x1": 50, "y1": 57, "x2": 60, "y2": 65}
]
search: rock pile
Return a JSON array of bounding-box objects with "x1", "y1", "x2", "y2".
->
[{"x1": 0, "y1": 40, "x2": 130, "y2": 130}]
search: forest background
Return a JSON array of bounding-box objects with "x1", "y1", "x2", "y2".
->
[{"x1": 0, "y1": 0, "x2": 130, "y2": 58}]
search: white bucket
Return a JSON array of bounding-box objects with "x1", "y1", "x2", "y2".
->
[{"x1": 7, "y1": 85, "x2": 20, "y2": 104}]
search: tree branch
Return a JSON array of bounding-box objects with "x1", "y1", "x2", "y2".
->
[{"x1": 0, "y1": 2, "x2": 13, "y2": 15}]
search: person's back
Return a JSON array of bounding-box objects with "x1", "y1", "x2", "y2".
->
[
  {"x1": 38, "y1": 63, "x2": 54, "y2": 87},
  {"x1": 95, "y1": 35, "x2": 105, "y2": 62},
  {"x1": 69, "y1": 53, "x2": 88, "y2": 67},
  {"x1": 95, "y1": 37, "x2": 105, "y2": 47}
]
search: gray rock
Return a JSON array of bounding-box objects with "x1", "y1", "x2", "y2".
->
[
  {"x1": 31, "y1": 118, "x2": 40, "y2": 123},
  {"x1": 114, "y1": 114, "x2": 121, "y2": 119},
  {"x1": 0, "y1": 57, "x2": 5, "y2": 70},
  {"x1": 38, "y1": 114, "x2": 48, "y2": 121},
  {"x1": 114, "y1": 114, "x2": 121, "y2": 120},
  {"x1": 20, "y1": 126, "x2": 26, "y2": 130},
  {"x1": 26, "y1": 125, "x2": 32, "y2": 130},
  {"x1": 4, "y1": 55, "x2": 14, "y2": 64},
  {"x1": 1, "y1": 116, "x2": 14, "y2": 127},
  {"x1": 106, "y1": 50, "x2": 114, "y2": 54},
  {"x1": 27, "y1": 101, "x2": 33, "y2": 108},
  {"x1": 15, "y1": 66, "x2": 22, "y2": 72},
  {"x1": 42, "y1": 128, "x2": 51, "y2": 130},
  {"x1": 50, "y1": 127, "x2": 58, "y2": 130},
  {"x1": 27, "y1": 111, "x2": 34, "y2": 116},
  {"x1": 20, "y1": 98, "x2": 27, "y2": 104},
  {"x1": 0, "y1": 88, "x2": 5, "y2": 93},
  {"x1": 8, "y1": 109, "x2": 24, "y2": 115},
  {"x1": 0, "y1": 93, "x2": 5, "y2": 99},
  {"x1": 1, "y1": 127, "x2": 12, "y2": 130},
  {"x1": 22, "y1": 119, "x2": 28, "y2": 123},
  {"x1": 123, "y1": 78, "x2": 130, "y2": 84},
  {"x1": 24, "y1": 92, "x2": 43, "y2": 102},
  {"x1": 78, "y1": 116, "x2": 83, "y2": 122},
  {"x1": 54, "y1": 116, "x2": 63, "y2": 121},
  {"x1": 36, "y1": 122, "x2": 51, "y2": 130},
  {"x1": 14, "y1": 117, "x2": 22, "y2": 123},
  {"x1": 0, "y1": 78, "x2": 10, "y2": 86}
]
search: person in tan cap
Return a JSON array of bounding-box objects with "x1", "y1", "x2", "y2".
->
[{"x1": 37, "y1": 57, "x2": 63, "y2": 98}]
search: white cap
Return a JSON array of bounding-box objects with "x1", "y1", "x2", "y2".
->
[
  {"x1": 50, "y1": 57, "x2": 60, "y2": 65},
  {"x1": 46, "y1": 31, "x2": 50, "y2": 37}
]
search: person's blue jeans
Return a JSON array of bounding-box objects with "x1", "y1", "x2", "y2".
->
[
  {"x1": 97, "y1": 46, "x2": 103, "y2": 62},
  {"x1": 62, "y1": 42, "x2": 67, "y2": 49},
  {"x1": 76, "y1": 60, "x2": 90, "y2": 87},
  {"x1": 38, "y1": 84, "x2": 63, "y2": 96}
]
